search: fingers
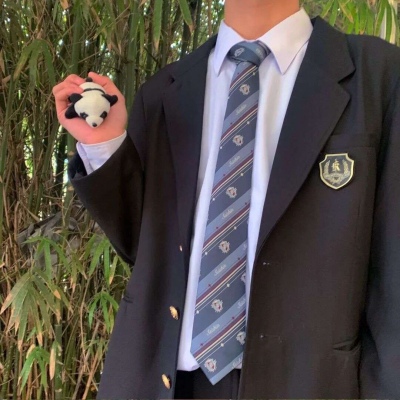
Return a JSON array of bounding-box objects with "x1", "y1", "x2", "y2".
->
[
  {"x1": 53, "y1": 83, "x2": 83, "y2": 115},
  {"x1": 88, "y1": 71, "x2": 123, "y2": 100},
  {"x1": 87, "y1": 71, "x2": 112, "y2": 86},
  {"x1": 65, "y1": 74, "x2": 85, "y2": 85}
]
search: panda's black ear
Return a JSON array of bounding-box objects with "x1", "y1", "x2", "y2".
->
[
  {"x1": 86, "y1": 77, "x2": 93, "y2": 82},
  {"x1": 65, "y1": 104, "x2": 79, "y2": 119},
  {"x1": 103, "y1": 94, "x2": 118, "y2": 106},
  {"x1": 68, "y1": 93, "x2": 83, "y2": 104}
]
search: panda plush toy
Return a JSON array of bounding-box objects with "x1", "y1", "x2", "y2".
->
[{"x1": 65, "y1": 77, "x2": 118, "y2": 128}]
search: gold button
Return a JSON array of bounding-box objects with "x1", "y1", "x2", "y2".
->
[
  {"x1": 169, "y1": 306, "x2": 179, "y2": 320},
  {"x1": 161, "y1": 374, "x2": 171, "y2": 389}
]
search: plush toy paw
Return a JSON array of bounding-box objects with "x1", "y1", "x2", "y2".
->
[{"x1": 65, "y1": 77, "x2": 118, "y2": 128}]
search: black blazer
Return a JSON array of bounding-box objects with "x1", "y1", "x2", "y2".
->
[{"x1": 69, "y1": 15, "x2": 400, "y2": 399}]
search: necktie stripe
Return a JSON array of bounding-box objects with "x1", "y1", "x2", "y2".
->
[
  {"x1": 222, "y1": 91, "x2": 259, "y2": 133},
  {"x1": 212, "y1": 138, "x2": 255, "y2": 186},
  {"x1": 230, "y1": 64, "x2": 256, "y2": 89},
  {"x1": 212, "y1": 155, "x2": 253, "y2": 197},
  {"x1": 195, "y1": 259, "x2": 246, "y2": 307},
  {"x1": 220, "y1": 104, "x2": 258, "y2": 145},
  {"x1": 202, "y1": 205, "x2": 249, "y2": 252},
  {"x1": 191, "y1": 293, "x2": 247, "y2": 349},
  {"x1": 204, "y1": 189, "x2": 250, "y2": 241},
  {"x1": 194, "y1": 312, "x2": 246, "y2": 360},
  {"x1": 191, "y1": 40, "x2": 270, "y2": 385}
]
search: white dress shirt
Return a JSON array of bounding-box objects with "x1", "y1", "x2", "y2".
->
[{"x1": 77, "y1": 7, "x2": 313, "y2": 371}]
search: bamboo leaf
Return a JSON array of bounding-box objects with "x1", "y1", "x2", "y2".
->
[
  {"x1": 375, "y1": 0, "x2": 387, "y2": 36},
  {"x1": 13, "y1": 42, "x2": 34, "y2": 80},
  {"x1": 16, "y1": 295, "x2": 29, "y2": 350},
  {"x1": 49, "y1": 341, "x2": 57, "y2": 380},
  {"x1": 153, "y1": 0, "x2": 163, "y2": 52},
  {"x1": 19, "y1": 346, "x2": 38, "y2": 390},
  {"x1": 103, "y1": 242, "x2": 110, "y2": 287},
  {"x1": 0, "y1": 272, "x2": 30, "y2": 314},
  {"x1": 329, "y1": 0, "x2": 339, "y2": 26},
  {"x1": 59, "y1": 0, "x2": 69, "y2": 10},
  {"x1": 338, "y1": 0, "x2": 354, "y2": 23},
  {"x1": 101, "y1": 295, "x2": 110, "y2": 332},
  {"x1": 320, "y1": 0, "x2": 335, "y2": 18},
  {"x1": 41, "y1": 41, "x2": 56, "y2": 87},
  {"x1": 384, "y1": 2, "x2": 393, "y2": 42},
  {"x1": 89, "y1": 238, "x2": 107, "y2": 276},
  {"x1": 178, "y1": 0, "x2": 194, "y2": 32}
]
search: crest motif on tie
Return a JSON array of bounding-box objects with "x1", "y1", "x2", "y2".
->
[
  {"x1": 219, "y1": 240, "x2": 230, "y2": 253},
  {"x1": 319, "y1": 153, "x2": 354, "y2": 190},
  {"x1": 239, "y1": 84, "x2": 250, "y2": 95},
  {"x1": 226, "y1": 186, "x2": 237, "y2": 198},
  {"x1": 236, "y1": 331, "x2": 246, "y2": 345},
  {"x1": 233, "y1": 135, "x2": 244, "y2": 146},
  {"x1": 234, "y1": 47, "x2": 245, "y2": 57},
  {"x1": 211, "y1": 299, "x2": 223, "y2": 312},
  {"x1": 204, "y1": 358, "x2": 217, "y2": 372}
]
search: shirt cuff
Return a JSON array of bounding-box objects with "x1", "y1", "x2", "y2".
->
[{"x1": 76, "y1": 131, "x2": 127, "y2": 174}]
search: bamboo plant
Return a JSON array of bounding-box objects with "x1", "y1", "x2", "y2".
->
[{"x1": 0, "y1": 0, "x2": 398, "y2": 398}]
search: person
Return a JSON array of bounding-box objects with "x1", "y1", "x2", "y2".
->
[{"x1": 52, "y1": 0, "x2": 400, "y2": 398}]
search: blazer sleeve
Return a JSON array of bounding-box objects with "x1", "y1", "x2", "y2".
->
[
  {"x1": 360, "y1": 76, "x2": 400, "y2": 397},
  {"x1": 67, "y1": 86, "x2": 146, "y2": 265}
]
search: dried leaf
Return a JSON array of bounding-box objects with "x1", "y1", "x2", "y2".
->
[{"x1": 59, "y1": 0, "x2": 69, "y2": 10}]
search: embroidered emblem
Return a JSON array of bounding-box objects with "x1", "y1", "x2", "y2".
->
[
  {"x1": 204, "y1": 358, "x2": 217, "y2": 372},
  {"x1": 240, "y1": 272, "x2": 246, "y2": 284},
  {"x1": 226, "y1": 186, "x2": 237, "y2": 199},
  {"x1": 219, "y1": 240, "x2": 230, "y2": 253},
  {"x1": 236, "y1": 331, "x2": 246, "y2": 345},
  {"x1": 239, "y1": 84, "x2": 250, "y2": 95},
  {"x1": 211, "y1": 299, "x2": 223, "y2": 313},
  {"x1": 234, "y1": 47, "x2": 245, "y2": 57},
  {"x1": 233, "y1": 135, "x2": 244, "y2": 146},
  {"x1": 319, "y1": 153, "x2": 354, "y2": 190}
]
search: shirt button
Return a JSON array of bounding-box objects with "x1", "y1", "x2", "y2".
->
[
  {"x1": 161, "y1": 374, "x2": 171, "y2": 389},
  {"x1": 169, "y1": 306, "x2": 179, "y2": 320}
]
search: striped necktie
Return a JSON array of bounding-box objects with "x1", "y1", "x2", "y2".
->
[{"x1": 190, "y1": 40, "x2": 270, "y2": 385}]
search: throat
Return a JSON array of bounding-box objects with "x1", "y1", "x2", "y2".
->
[{"x1": 224, "y1": 0, "x2": 300, "y2": 39}]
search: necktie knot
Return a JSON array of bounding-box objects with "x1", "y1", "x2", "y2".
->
[{"x1": 228, "y1": 40, "x2": 270, "y2": 67}]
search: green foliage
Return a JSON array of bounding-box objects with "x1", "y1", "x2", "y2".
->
[{"x1": 0, "y1": 0, "x2": 398, "y2": 398}]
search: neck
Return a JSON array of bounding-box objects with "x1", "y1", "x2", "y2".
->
[{"x1": 224, "y1": 0, "x2": 300, "y2": 39}]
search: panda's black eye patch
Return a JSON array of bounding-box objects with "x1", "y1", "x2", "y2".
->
[
  {"x1": 100, "y1": 111, "x2": 108, "y2": 119},
  {"x1": 80, "y1": 112, "x2": 88, "y2": 119}
]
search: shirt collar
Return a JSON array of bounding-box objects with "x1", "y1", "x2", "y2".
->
[{"x1": 213, "y1": 7, "x2": 313, "y2": 76}]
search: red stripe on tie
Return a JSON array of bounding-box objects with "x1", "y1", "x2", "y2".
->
[
  {"x1": 194, "y1": 310, "x2": 246, "y2": 359},
  {"x1": 203, "y1": 203, "x2": 250, "y2": 249},
  {"x1": 212, "y1": 154, "x2": 253, "y2": 196},
  {"x1": 221, "y1": 104, "x2": 258, "y2": 143},
  {"x1": 196, "y1": 258, "x2": 246, "y2": 304}
]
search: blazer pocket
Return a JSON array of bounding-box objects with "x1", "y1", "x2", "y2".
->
[
  {"x1": 322, "y1": 133, "x2": 379, "y2": 152},
  {"x1": 332, "y1": 336, "x2": 361, "y2": 355}
]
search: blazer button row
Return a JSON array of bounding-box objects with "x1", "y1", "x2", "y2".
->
[{"x1": 161, "y1": 373, "x2": 171, "y2": 389}]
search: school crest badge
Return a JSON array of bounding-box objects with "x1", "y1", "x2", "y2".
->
[{"x1": 319, "y1": 153, "x2": 354, "y2": 190}]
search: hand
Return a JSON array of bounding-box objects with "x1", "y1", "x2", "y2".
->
[{"x1": 52, "y1": 72, "x2": 128, "y2": 144}]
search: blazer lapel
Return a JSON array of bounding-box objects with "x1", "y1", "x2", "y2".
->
[
  {"x1": 255, "y1": 16, "x2": 355, "y2": 257},
  {"x1": 162, "y1": 36, "x2": 217, "y2": 268},
  {"x1": 161, "y1": 16, "x2": 356, "y2": 267}
]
